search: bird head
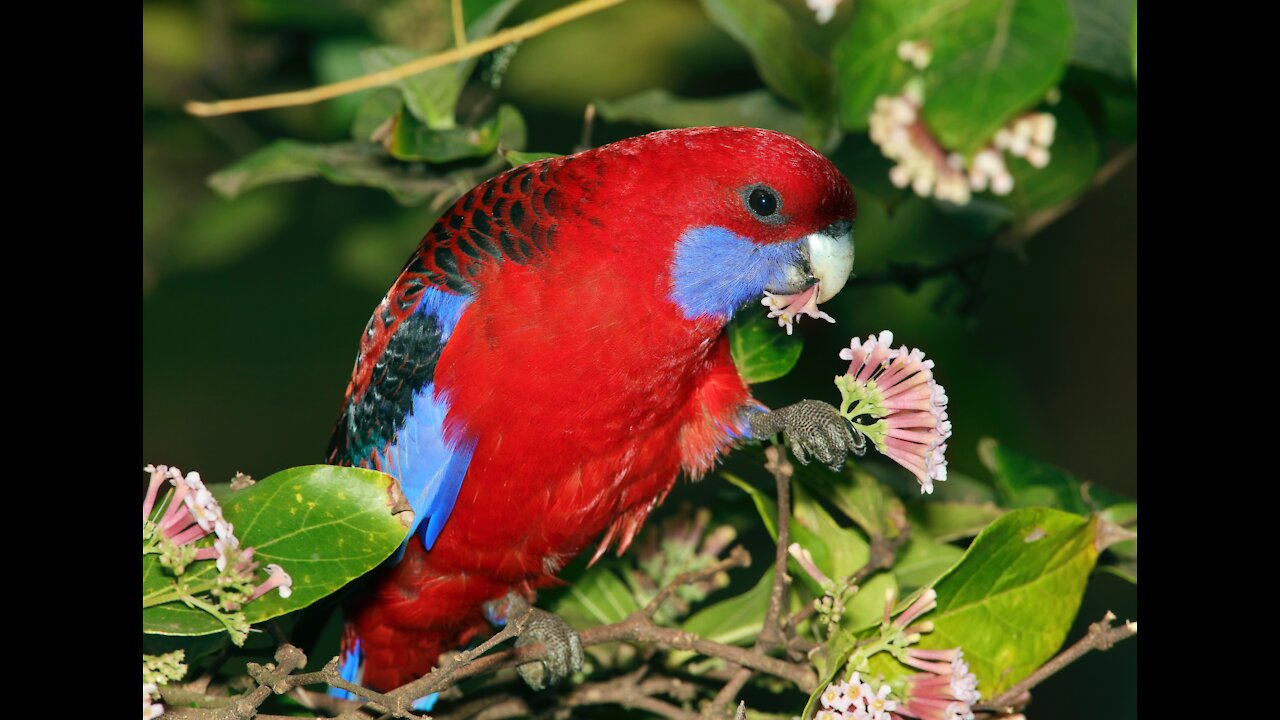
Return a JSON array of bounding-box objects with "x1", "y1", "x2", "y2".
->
[{"x1": 600, "y1": 127, "x2": 856, "y2": 324}]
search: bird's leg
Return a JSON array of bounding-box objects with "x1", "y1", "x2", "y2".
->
[
  {"x1": 482, "y1": 591, "x2": 584, "y2": 690},
  {"x1": 748, "y1": 399, "x2": 865, "y2": 471}
]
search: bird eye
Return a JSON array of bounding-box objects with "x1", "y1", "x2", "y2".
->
[
  {"x1": 852, "y1": 414, "x2": 879, "y2": 426},
  {"x1": 747, "y1": 187, "x2": 779, "y2": 218}
]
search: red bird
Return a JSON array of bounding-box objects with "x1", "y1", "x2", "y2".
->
[{"x1": 327, "y1": 127, "x2": 861, "y2": 703}]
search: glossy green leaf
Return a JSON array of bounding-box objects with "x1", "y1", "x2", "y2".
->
[
  {"x1": 893, "y1": 535, "x2": 964, "y2": 592},
  {"x1": 794, "y1": 464, "x2": 906, "y2": 539},
  {"x1": 595, "y1": 89, "x2": 823, "y2": 148},
  {"x1": 1067, "y1": 0, "x2": 1135, "y2": 80},
  {"x1": 916, "y1": 507, "x2": 1101, "y2": 696},
  {"x1": 681, "y1": 567, "x2": 774, "y2": 647},
  {"x1": 907, "y1": 500, "x2": 1004, "y2": 542},
  {"x1": 208, "y1": 141, "x2": 476, "y2": 206},
  {"x1": 361, "y1": 46, "x2": 460, "y2": 130},
  {"x1": 144, "y1": 465, "x2": 411, "y2": 637},
  {"x1": 722, "y1": 471, "x2": 778, "y2": 539},
  {"x1": 351, "y1": 89, "x2": 402, "y2": 142},
  {"x1": 388, "y1": 105, "x2": 510, "y2": 163},
  {"x1": 836, "y1": 0, "x2": 1075, "y2": 155},
  {"x1": 700, "y1": 0, "x2": 832, "y2": 113},
  {"x1": 1001, "y1": 96, "x2": 1099, "y2": 213},
  {"x1": 552, "y1": 565, "x2": 640, "y2": 629},
  {"x1": 728, "y1": 311, "x2": 803, "y2": 384},
  {"x1": 791, "y1": 483, "x2": 870, "y2": 591}
]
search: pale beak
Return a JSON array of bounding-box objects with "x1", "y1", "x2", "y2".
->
[{"x1": 805, "y1": 219, "x2": 854, "y2": 302}]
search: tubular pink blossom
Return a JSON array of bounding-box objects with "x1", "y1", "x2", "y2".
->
[
  {"x1": 142, "y1": 465, "x2": 168, "y2": 521},
  {"x1": 250, "y1": 563, "x2": 293, "y2": 601},
  {"x1": 762, "y1": 284, "x2": 836, "y2": 335},
  {"x1": 894, "y1": 589, "x2": 937, "y2": 628}
]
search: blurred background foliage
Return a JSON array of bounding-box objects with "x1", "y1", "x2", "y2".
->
[{"x1": 143, "y1": 1, "x2": 1135, "y2": 717}]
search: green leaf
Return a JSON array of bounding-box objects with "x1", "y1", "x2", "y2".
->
[
  {"x1": 979, "y1": 438, "x2": 1091, "y2": 514},
  {"x1": 681, "y1": 567, "x2": 774, "y2": 648},
  {"x1": 728, "y1": 311, "x2": 803, "y2": 384},
  {"x1": 893, "y1": 535, "x2": 964, "y2": 592},
  {"x1": 388, "y1": 106, "x2": 507, "y2": 163},
  {"x1": 595, "y1": 89, "x2": 823, "y2": 148},
  {"x1": 794, "y1": 464, "x2": 906, "y2": 539},
  {"x1": 722, "y1": 471, "x2": 778, "y2": 539},
  {"x1": 1066, "y1": 0, "x2": 1135, "y2": 80},
  {"x1": 1001, "y1": 96, "x2": 1099, "y2": 213},
  {"x1": 917, "y1": 507, "x2": 1101, "y2": 696},
  {"x1": 836, "y1": 0, "x2": 1075, "y2": 155},
  {"x1": 552, "y1": 565, "x2": 640, "y2": 628},
  {"x1": 504, "y1": 150, "x2": 562, "y2": 168},
  {"x1": 351, "y1": 89, "x2": 402, "y2": 142},
  {"x1": 208, "y1": 141, "x2": 475, "y2": 206},
  {"x1": 791, "y1": 483, "x2": 870, "y2": 590},
  {"x1": 144, "y1": 465, "x2": 411, "y2": 637},
  {"x1": 907, "y1": 500, "x2": 1004, "y2": 542},
  {"x1": 699, "y1": 0, "x2": 832, "y2": 113},
  {"x1": 361, "y1": 46, "x2": 461, "y2": 130}
]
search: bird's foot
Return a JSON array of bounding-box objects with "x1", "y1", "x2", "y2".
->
[
  {"x1": 485, "y1": 592, "x2": 584, "y2": 690},
  {"x1": 748, "y1": 399, "x2": 865, "y2": 471}
]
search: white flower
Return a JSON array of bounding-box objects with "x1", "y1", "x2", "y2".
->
[{"x1": 806, "y1": 0, "x2": 843, "y2": 24}]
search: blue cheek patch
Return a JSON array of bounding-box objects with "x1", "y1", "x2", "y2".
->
[{"x1": 669, "y1": 226, "x2": 803, "y2": 321}]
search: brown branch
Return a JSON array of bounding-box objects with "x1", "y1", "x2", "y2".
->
[
  {"x1": 977, "y1": 612, "x2": 1137, "y2": 713},
  {"x1": 707, "y1": 445, "x2": 796, "y2": 716},
  {"x1": 213, "y1": 644, "x2": 308, "y2": 720}
]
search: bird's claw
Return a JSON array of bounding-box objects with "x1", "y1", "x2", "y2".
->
[
  {"x1": 497, "y1": 592, "x2": 584, "y2": 690},
  {"x1": 749, "y1": 399, "x2": 864, "y2": 471}
]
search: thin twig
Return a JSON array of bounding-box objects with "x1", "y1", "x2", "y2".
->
[
  {"x1": 707, "y1": 445, "x2": 796, "y2": 716},
  {"x1": 977, "y1": 612, "x2": 1137, "y2": 713},
  {"x1": 185, "y1": 0, "x2": 628, "y2": 117}
]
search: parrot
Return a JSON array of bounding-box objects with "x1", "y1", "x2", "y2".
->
[{"x1": 325, "y1": 126, "x2": 862, "y2": 701}]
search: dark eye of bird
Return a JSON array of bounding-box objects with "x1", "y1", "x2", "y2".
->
[
  {"x1": 853, "y1": 414, "x2": 878, "y2": 426},
  {"x1": 748, "y1": 187, "x2": 779, "y2": 217}
]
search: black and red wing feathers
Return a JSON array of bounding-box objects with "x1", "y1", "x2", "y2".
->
[{"x1": 326, "y1": 158, "x2": 567, "y2": 466}]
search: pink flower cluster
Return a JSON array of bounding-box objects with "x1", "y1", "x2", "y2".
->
[
  {"x1": 838, "y1": 332, "x2": 951, "y2": 493},
  {"x1": 817, "y1": 672, "x2": 898, "y2": 720},
  {"x1": 143, "y1": 464, "x2": 292, "y2": 601},
  {"x1": 897, "y1": 648, "x2": 981, "y2": 720}
]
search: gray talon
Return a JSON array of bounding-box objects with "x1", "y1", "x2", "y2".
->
[
  {"x1": 501, "y1": 593, "x2": 584, "y2": 690},
  {"x1": 748, "y1": 399, "x2": 861, "y2": 471}
]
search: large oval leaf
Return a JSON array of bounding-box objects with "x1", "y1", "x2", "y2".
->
[
  {"x1": 836, "y1": 0, "x2": 1075, "y2": 155},
  {"x1": 144, "y1": 465, "x2": 412, "y2": 637},
  {"x1": 915, "y1": 507, "x2": 1100, "y2": 696}
]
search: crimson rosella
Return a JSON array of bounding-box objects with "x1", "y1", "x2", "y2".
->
[{"x1": 326, "y1": 127, "x2": 862, "y2": 703}]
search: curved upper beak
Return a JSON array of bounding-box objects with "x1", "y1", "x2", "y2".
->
[{"x1": 806, "y1": 219, "x2": 854, "y2": 302}]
